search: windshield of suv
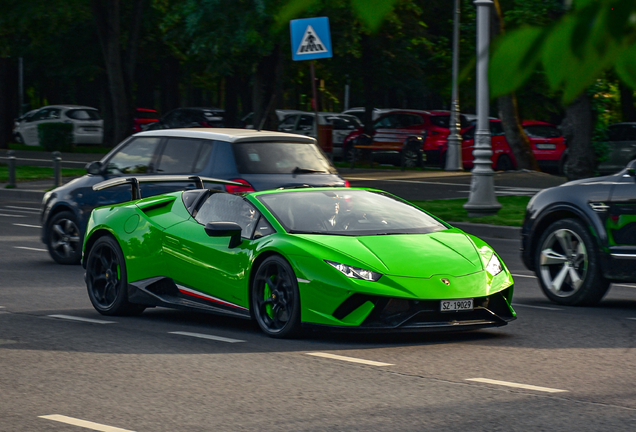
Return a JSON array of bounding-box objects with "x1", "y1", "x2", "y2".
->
[
  {"x1": 258, "y1": 190, "x2": 447, "y2": 236},
  {"x1": 234, "y1": 142, "x2": 337, "y2": 174}
]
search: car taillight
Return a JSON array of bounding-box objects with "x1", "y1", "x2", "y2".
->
[
  {"x1": 344, "y1": 180, "x2": 351, "y2": 187},
  {"x1": 226, "y1": 178, "x2": 256, "y2": 193}
]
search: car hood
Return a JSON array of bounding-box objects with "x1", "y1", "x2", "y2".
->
[{"x1": 295, "y1": 229, "x2": 484, "y2": 278}]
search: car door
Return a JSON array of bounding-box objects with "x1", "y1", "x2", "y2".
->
[
  {"x1": 606, "y1": 174, "x2": 636, "y2": 262},
  {"x1": 278, "y1": 114, "x2": 298, "y2": 133},
  {"x1": 162, "y1": 193, "x2": 261, "y2": 307},
  {"x1": 371, "y1": 113, "x2": 400, "y2": 151},
  {"x1": 22, "y1": 108, "x2": 52, "y2": 146}
]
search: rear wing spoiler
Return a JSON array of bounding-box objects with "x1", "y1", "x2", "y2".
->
[{"x1": 93, "y1": 175, "x2": 243, "y2": 200}]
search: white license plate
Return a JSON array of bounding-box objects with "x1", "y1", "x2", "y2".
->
[
  {"x1": 440, "y1": 299, "x2": 473, "y2": 312},
  {"x1": 535, "y1": 143, "x2": 555, "y2": 149}
]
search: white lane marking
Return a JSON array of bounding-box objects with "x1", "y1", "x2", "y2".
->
[
  {"x1": 627, "y1": 318, "x2": 636, "y2": 321},
  {"x1": 512, "y1": 303, "x2": 562, "y2": 311},
  {"x1": 306, "y1": 352, "x2": 394, "y2": 366},
  {"x1": 14, "y1": 246, "x2": 47, "y2": 252},
  {"x1": 48, "y1": 315, "x2": 116, "y2": 324},
  {"x1": 13, "y1": 223, "x2": 41, "y2": 228},
  {"x1": 0, "y1": 213, "x2": 25, "y2": 218},
  {"x1": 466, "y1": 378, "x2": 568, "y2": 393},
  {"x1": 39, "y1": 415, "x2": 135, "y2": 431},
  {"x1": 168, "y1": 331, "x2": 245, "y2": 343},
  {"x1": 512, "y1": 273, "x2": 537, "y2": 279},
  {"x1": 0, "y1": 306, "x2": 5, "y2": 308},
  {"x1": 614, "y1": 284, "x2": 636, "y2": 289}
]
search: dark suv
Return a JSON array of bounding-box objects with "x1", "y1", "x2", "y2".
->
[
  {"x1": 41, "y1": 129, "x2": 348, "y2": 265},
  {"x1": 521, "y1": 159, "x2": 636, "y2": 305}
]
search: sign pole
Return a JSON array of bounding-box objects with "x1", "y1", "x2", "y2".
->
[{"x1": 310, "y1": 60, "x2": 321, "y2": 150}]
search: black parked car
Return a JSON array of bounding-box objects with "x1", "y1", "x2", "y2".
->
[
  {"x1": 144, "y1": 107, "x2": 225, "y2": 130},
  {"x1": 41, "y1": 129, "x2": 348, "y2": 265},
  {"x1": 521, "y1": 160, "x2": 636, "y2": 305}
]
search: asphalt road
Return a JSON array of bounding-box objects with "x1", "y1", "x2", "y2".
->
[{"x1": 2, "y1": 194, "x2": 636, "y2": 431}]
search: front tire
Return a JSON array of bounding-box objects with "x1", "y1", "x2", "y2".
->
[
  {"x1": 252, "y1": 255, "x2": 301, "y2": 338},
  {"x1": 46, "y1": 211, "x2": 82, "y2": 265},
  {"x1": 86, "y1": 235, "x2": 145, "y2": 316},
  {"x1": 535, "y1": 218, "x2": 609, "y2": 306}
]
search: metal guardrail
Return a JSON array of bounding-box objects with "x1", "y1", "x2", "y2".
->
[{"x1": 1, "y1": 150, "x2": 82, "y2": 188}]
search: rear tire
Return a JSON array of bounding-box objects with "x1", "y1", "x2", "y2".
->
[
  {"x1": 535, "y1": 218, "x2": 610, "y2": 306},
  {"x1": 495, "y1": 154, "x2": 514, "y2": 171},
  {"x1": 46, "y1": 211, "x2": 82, "y2": 265},
  {"x1": 401, "y1": 143, "x2": 423, "y2": 169},
  {"x1": 86, "y1": 235, "x2": 145, "y2": 316}
]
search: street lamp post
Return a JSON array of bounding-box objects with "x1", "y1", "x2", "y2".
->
[
  {"x1": 445, "y1": 0, "x2": 462, "y2": 172},
  {"x1": 463, "y1": 0, "x2": 501, "y2": 217}
]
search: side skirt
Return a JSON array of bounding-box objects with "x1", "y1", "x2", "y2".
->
[{"x1": 128, "y1": 276, "x2": 251, "y2": 320}]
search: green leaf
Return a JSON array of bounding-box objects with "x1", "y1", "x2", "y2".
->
[
  {"x1": 488, "y1": 26, "x2": 545, "y2": 99},
  {"x1": 350, "y1": 0, "x2": 399, "y2": 31},
  {"x1": 274, "y1": 0, "x2": 320, "y2": 27},
  {"x1": 615, "y1": 43, "x2": 636, "y2": 89}
]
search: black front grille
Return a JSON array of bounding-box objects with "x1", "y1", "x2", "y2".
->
[{"x1": 333, "y1": 287, "x2": 515, "y2": 329}]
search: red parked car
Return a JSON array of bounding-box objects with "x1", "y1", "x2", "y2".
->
[
  {"x1": 342, "y1": 109, "x2": 470, "y2": 167},
  {"x1": 132, "y1": 108, "x2": 159, "y2": 133},
  {"x1": 461, "y1": 119, "x2": 566, "y2": 172}
]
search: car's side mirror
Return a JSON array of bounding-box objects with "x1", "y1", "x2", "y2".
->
[
  {"x1": 86, "y1": 161, "x2": 104, "y2": 175},
  {"x1": 204, "y1": 222, "x2": 242, "y2": 248}
]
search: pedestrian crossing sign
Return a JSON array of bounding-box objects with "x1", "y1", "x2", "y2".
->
[{"x1": 290, "y1": 17, "x2": 332, "y2": 61}]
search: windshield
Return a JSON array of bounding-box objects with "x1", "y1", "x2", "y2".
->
[
  {"x1": 234, "y1": 142, "x2": 337, "y2": 174},
  {"x1": 258, "y1": 190, "x2": 447, "y2": 236},
  {"x1": 324, "y1": 115, "x2": 362, "y2": 130}
]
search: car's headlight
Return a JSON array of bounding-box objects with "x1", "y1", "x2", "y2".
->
[
  {"x1": 325, "y1": 260, "x2": 382, "y2": 282},
  {"x1": 485, "y1": 253, "x2": 503, "y2": 276}
]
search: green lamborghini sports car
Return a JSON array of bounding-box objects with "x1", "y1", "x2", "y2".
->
[{"x1": 82, "y1": 175, "x2": 516, "y2": 338}]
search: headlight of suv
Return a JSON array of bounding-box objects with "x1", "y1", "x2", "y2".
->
[
  {"x1": 485, "y1": 253, "x2": 503, "y2": 276},
  {"x1": 325, "y1": 260, "x2": 382, "y2": 282}
]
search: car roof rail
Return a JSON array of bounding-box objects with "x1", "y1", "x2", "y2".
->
[{"x1": 93, "y1": 175, "x2": 243, "y2": 200}]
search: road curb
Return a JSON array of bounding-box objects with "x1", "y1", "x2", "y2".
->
[{"x1": 450, "y1": 222, "x2": 520, "y2": 240}]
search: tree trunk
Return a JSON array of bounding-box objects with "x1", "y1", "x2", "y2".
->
[
  {"x1": 498, "y1": 94, "x2": 540, "y2": 170},
  {"x1": 619, "y1": 81, "x2": 636, "y2": 122},
  {"x1": 253, "y1": 45, "x2": 282, "y2": 131},
  {"x1": 361, "y1": 34, "x2": 375, "y2": 135},
  {"x1": 493, "y1": 0, "x2": 539, "y2": 171},
  {"x1": 561, "y1": 93, "x2": 595, "y2": 180},
  {"x1": 0, "y1": 57, "x2": 11, "y2": 149},
  {"x1": 91, "y1": 0, "x2": 145, "y2": 146},
  {"x1": 224, "y1": 74, "x2": 240, "y2": 128}
]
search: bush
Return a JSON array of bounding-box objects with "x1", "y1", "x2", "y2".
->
[{"x1": 38, "y1": 123, "x2": 74, "y2": 152}]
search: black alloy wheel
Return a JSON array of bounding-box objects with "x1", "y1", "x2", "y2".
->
[
  {"x1": 86, "y1": 236, "x2": 145, "y2": 316},
  {"x1": 401, "y1": 143, "x2": 423, "y2": 169},
  {"x1": 495, "y1": 154, "x2": 514, "y2": 171},
  {"x1": 252, "y1": 255, "x2": 301, "y2": 338},
  {"x1": 47, "y1": 211, "x2": 82, "y2": 265},
  {"x1": 535, "y1": 218, "x2": 610, "y2": 306}
]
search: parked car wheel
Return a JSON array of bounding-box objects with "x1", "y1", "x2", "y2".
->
[
  {"x1": 496, "y1": 154, "x2": 514, "y2": 171},
  {"x1": 46, "y1": 211, "x2": 82, "y2": 265},
  {"x1": 401, "y1": 143, "x2": 423, "y2": 168},
  {"x1": 535, "y1": 218, "x2": 610, "y2": 306},
  {"x1": 86, "y1": 236, "x2": 146, "y2": 316},
  {"x1": 252, "y1": 255, "x2": 301, "y2": 338},
  {"x1": 15, "y1": 133, "x2": 24, "y2": 144}
]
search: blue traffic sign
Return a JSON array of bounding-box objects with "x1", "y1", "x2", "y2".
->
[{"x1": 290, "y1": 17, "x2": 332, "y2": 61}]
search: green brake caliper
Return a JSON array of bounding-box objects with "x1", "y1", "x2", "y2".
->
[{"x1": 265, "y1": 276, "x2": 273, "y2": 318}]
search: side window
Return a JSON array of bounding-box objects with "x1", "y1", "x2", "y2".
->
[
  {"x1": 279, "y1": 115, "x2": 297, "y2": 131},
  {"x1": 162, "y1": 111, "x2": 180, "y2": 128},
  {"x1": 106, "y1": 137, "x2": 161, "y2": 174},
  {"x1": 490, "y1": 122, "x2": 505, "y2": 136},
  {"x1": 156, "y1": 138, "x2": 210, "y2": 174},
  {"x1": 31, "y1": 109, "x2": 51, "y2": 122},
  {"x1": 462, "y1": 126, "x2": 475, "y2": 140},
  {"x1": 195, "y1": 193, "x2": 261, "y2": 239},
  {"x1": 624, "y1": 125, "x2": 636, "y2": 141},
  {"x1": 608, "y1": 126, "x2": 625, "y2": 141},
  {"x1": 374, "y1": 115, "x2": 397, "y2": 129},
  {"x1": 297, "y1": 115, "x2": 314, "y2": 131},
  {"x1": 253, "y1": 215, "x2": 275, "y2": 239}
]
